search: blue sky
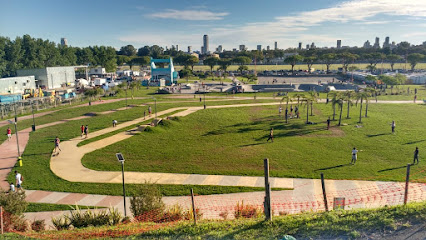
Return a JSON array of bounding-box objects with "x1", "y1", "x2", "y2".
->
[{"x1": 1, "y1": 0, "x2": 425, "y2": 51}]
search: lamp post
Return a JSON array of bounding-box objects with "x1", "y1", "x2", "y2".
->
[
  {"x1": 125, "y1": 88, "x2": 128, "y2": 109},
  {"x1": 14, "y1": 122, "x2": 20, "y2": 157},
  {"x1": 115, "y1": 153, "x2": 127, "y2": 217},
  {"x1": 31, "y1": 100, "x2": 36, "y2": 131},
  {"x1": 152, "y1": 97, "x2": 157, "y2": 120}
]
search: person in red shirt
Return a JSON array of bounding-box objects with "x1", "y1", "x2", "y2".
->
[
  {"x1": 80, "y1": 125, "x2": 84, "y2": 138},
  {"x1": 7, "y1": 127, "x2": 12, "y2": 141}
]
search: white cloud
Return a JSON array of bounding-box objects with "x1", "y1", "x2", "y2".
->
[
  {"x1": 121, "y1": 0, "x2": 426, "y2": 49},
  {"x1": 148, "y1": 9, "x2": 229, "y2": 21}
]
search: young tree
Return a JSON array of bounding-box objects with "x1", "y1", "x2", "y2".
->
[
  {"x1": 303, "y1": 56, "x2": 316, "y2": 73},
  {"x1": 331, "y1": 95, "x2": 344, "y2": 126},
  {"x1": 281, "y1": 95, "x2": 292, "y2": 123},
  {"x1": 328, "y1": 91, "x2": 339, "y2": 121},
  {"x1": 386, "y1": 54, "x2": 401, "y2": 71},
  {"x1": 218, "y1": 59, "x2": 232, "y2": 79},
  {"x1": 356, "y1": 92, "x2": 368, "y2": 123},
  {"x1": 339, "y1": 52, "x2": 358, "y2": 73},
  {"x1": 342, "y1": 91, "x2": 354, "y2": 119}
]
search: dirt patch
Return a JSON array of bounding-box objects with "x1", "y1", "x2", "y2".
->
[
  {"x1": 297, "y1": 126, "x2": 345, "y2": 138},
  {"x1": 329, "y1": 126, "x2": 345, "y2": 137}
]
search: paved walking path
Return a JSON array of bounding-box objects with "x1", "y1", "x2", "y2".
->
[{"x1": 0, "y1": 99, "x2": 424, "y2": 229}]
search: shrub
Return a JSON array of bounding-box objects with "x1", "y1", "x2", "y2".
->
[
  {"x1": 155, "y1": 204, "x2": 184, "y2": 223},
  {"x1": 52, "y1": 206, "x2": 122, "y2": 229},
  {"x1": 184, "y1": 208, "x2": 203, "y2": 221},
  {"x1": 31, "y1": 219, "x2": 45, "y2": 232},
  {"x1": 0, "y1": 191, "x2": 28, "y2": 215},
  {"x1": 51, "y1": 215, "x2": 71, "y2": 230},
  {"x1": 3, "y1": 211, "x2": 28, "y2": 232},
  {"x1": 233, "y1": 201, "x2": 262, "y2": 219},
  {"x1": 130, "y1": 183, "x2": 165, "y2": 222},
  {"x1": 219, "y1": 211, "x2": 229, "y2": 220},
  {"x1": 144, "y1": 126, "x2": 153, "y2": 132}
]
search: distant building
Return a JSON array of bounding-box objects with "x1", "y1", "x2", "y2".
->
[
  {"x1": 383, "y1": 37, "x2": 390, "y2": 48},
  {"x1": 201, "y1": 46, "x2": 204, "y2": 54},
  {"x1": 363, "y1": 40, "x2": 372, "y2": 48},
  {"x1": 266, "y1": 46, "x2": 270, "y2": 51},
  {"x1": 176, "y1": 45, "x2": 179, "y2": 51},
  {"x1": 216, "y1": 45, "x2": 223, "y2": 53},
  {"x1": 88, "y1": 67, "x2": 106, "y2": 75},
  {"x1": 373, "y1": 37, "x2": 380, "y2": 48},
  {"x1": 310, "y1": 42, "x2": 316, "y2": 49},
  {"x1": 306, "y1": 44, "x2": 310, "y2": 50},
  {"x1": 187, "y1": 46, "x2": 192, "y2": 53},
  {"x1": 298, "y1": 42, "x2": 302, "y2": 50},
  {"x1": 0, "y1": 76, "x2": 36, "y2": 94},
  {"x1": 17, "y1": 66, "x2": 75, "y2": 89},
  {"x1": 60, "y1": 38, "x2": 68, "y2": 46},
  {"x1": 149, "y1": 58, "x2": 177, "y2": 86},
  {"x1": 257, "y1": 45, "x2": 262, "y2": 51},
  {"x1": 239, "y1": 45, "x2": 247, "y2": 51},
  {"x1": 337, "y1": 40, "x2": 342, "y2": 49},
  {"x1": 274, "y1": 41, "x2": 278, "y2": 50},
  {"x1": 203, "y1": 35, "x2": 209, "y2": 54}
]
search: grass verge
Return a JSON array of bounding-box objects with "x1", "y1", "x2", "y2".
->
[{"x1": 25, "y1": 203, "x2": 100, "y2": 212}]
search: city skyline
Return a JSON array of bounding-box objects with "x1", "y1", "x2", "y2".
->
[{"x1": 1, "y1": 0, "x2": 426, "y2": 51}]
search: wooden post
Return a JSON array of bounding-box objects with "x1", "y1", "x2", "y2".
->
[
  {"x1": 264, "y1": 158, "x2": 272, "y2": 220},
  {"x1": 321, "y1": 173, "x2": 329, "y2": 211},
  {"x1": 0, "y1": 206, "x2": 3, "y2": 234},
  {"x1": 190, "y1": 188, "x2": 197, "y2": 225},
  {"x1": 404, "y1": 164, "x2": 411, "y2": 205}
]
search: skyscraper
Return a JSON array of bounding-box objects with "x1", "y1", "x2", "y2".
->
[
  {"x1": 217, "y1": 45, "x2": 223, "y2": 53},
  {"x1": 310, "y1": 42, "x2": 316, "y2": 49},
  {"x1": 274, "y1": 41, "x2": 278, "y2": 50},
  {"x1": 60, "y1": 38, "x2": 68, "y2": 46},
  {"x1": 239, "y1": 45, "x2": 246, "y2": 51},
  {"x1": 337, "y1": 40, "x2": 342, "y2": 49},
  {"x1": 203, "y1": 35, "x2": 209, "y2": 54},
  {"x1": 257, "y1": 45, "x2": 262, "y2": 51},
  {"x1": 266, "y1": 46, "x2": 270, "y2": 51},
  {"x1": 383, "y1": 37, "x2": 390, "y2": 48},
  {"x1": 187, "y1": 46, "x2": 192, "y2": 53},
  {"x1": 373, "y1": 37, "x2": 380, "y2": 48},
  {"x1": 298, "y1": 42, "x2": 302, "y2": 50}
]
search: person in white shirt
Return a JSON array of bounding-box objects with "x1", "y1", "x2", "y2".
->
[
  {"x1": 351, "y1": 147, "x2": 358, "y2": 165},
  {"x1": 15, "y1": 170, "x2": 23, "y2": 191},
  {"x1": 9, "y1": 182, "x2": 15, "y2": 193}
]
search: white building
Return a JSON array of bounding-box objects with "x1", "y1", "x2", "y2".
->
[
  {"x1": 17, "y1": 66, "x2": 75, "y2": 89},
  {"x1": 0, "y1": 76, "x2": 36, "y2": 94},
  {"x1": 89, "y1": 67, "x2": 106, "y2": 75}
]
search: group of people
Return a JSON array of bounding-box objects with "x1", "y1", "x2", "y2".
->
[
  {"x1": 80, "y1": 125, "x2": 89, "y2": 138},
  {"x1": 9, "y1": 170, "x2": 23, "y2": 193}
]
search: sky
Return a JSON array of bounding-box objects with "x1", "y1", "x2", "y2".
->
[{"x1": 1, "y1": 0, "x2": 426, "y2": 51}]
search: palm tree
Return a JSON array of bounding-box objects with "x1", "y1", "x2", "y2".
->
[
  {"x1": 281, "y1": 94, "x2": 292, "y2": 123},
  {"x1": 328, "y1": 91, "x2": 338, "y2": 121},
  {"x1": 331, "y1": 95, "x2": 344, "y2": 126},
  {"x1": 293, "y1": 93, "x2": 305, "y2": 108},
  {"x1": 342, "y1": 91, "x2": 354, "y2": 119},
  {"x1": 364, "y1": 88, "x2": 376, "y2": 117},
  {"x1": 356, "y1": 92, "x2": 368, "y2": 123},
  {"x1": 306, "y1": 91, "x2": 318, "y2": 116}
]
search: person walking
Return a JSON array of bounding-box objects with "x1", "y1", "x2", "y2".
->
[
  {"x1": 54, "y1": 136, "x2": 61, "y2": 153},
  {"x1": 6, "y1": 127, "x2": 12, "y2": 141},
  {"x1": 267, "y1": 128, "x2": 274, "y2": 143},
  {"x1": 351, "y1": 147, "x2": 358, "y2": 165},
  {"x1": 148, "y1": 106, "x2": 152, "y2": 117},
  {"x1": 413, "y1": 147, "x2": 419, "y2": 165},
  {"x1": 84, "y1": 125, "x2": 89, "y2": 138},
  {"x1": 15, "y1": 171, "x2": 23, "y2": 191},
  {"x1": 112, "y1": 120, "x2": 117, "y2": 127},
  {"x1": 327, "y1": 117, "x2": 331, "y2": 130},
  {"x1": 80, "y1": 125, "x2": 85, "y2": 138},
  {"x1": 391, "y1": 121, "x2": 396, "y2": 134}
]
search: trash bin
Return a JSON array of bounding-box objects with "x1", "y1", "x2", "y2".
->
[
  {"x1": 31, "y1": 124, "x2": 36, "y2": 132},
  {"x1": 89, "y1": 101, "x2": 92, "y2": 106}
]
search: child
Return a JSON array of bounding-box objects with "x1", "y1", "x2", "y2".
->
[{"x1": 9, "y1": 182, "x2": 15, "y2": 193}]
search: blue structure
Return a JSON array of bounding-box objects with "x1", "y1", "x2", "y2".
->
[{"x1": 146, "y1": 57, "x2": 178, "y2": 86}]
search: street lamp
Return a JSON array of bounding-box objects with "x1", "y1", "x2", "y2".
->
[
  {"x1": 14, "y1": 122, "x2": 20, "y2": 157},
  {"x1": 152, "y1": 97, "x2": 157, "y2": 120},
  {"x1": 115, "y1": 153, "x2": 127, "y2": 217}
]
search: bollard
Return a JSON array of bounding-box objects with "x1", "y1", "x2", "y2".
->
[{"x1": 18, "y1": 157, "x2": 23, "y2": 167}]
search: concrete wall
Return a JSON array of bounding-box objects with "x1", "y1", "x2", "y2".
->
[
  {"x1": 17, "y1": 68, "x2": 47, "y2": 87},
  {"x1": 0, "y1": 76, "x2": 36, "y2": 94}
]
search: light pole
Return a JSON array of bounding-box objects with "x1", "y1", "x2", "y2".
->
[
  {"x1": 31, "y1": 100, "x2": 36, "y2": 131},
  {"x1": 125, "y1": 88, "x2": 128, "y2": 109},
  {"x1": 14, "y1": 122, "x2": 20, "y2": 157},
  {"x1": 115, "y1": 153, "x2": 127, "y2": 217},
  {"x1": 152, "y1": 97, "x2": 157, "y2": 120}
]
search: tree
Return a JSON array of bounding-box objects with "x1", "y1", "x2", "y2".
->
[
  {"x1": 339, "y1": 52, "x2": 358, "y2": 73},
  {"x1": 119, "y1": 45, "x2": 136, "y2": 56},
  {"x1": 203, "y1": 56, "x2": 219, "y2": 79},
  {"x1": 331, "y1": 95, "x2": 344, "y2": 126},
  {"x1": 238, "y1": 65, "x2": 248, "y2": 75},
  {"x1": 137, "y1": 46, "x2": 151, "y2": 56},
  {"x1": 179, "y1": 67, "x2": 192, "y2": 82},
  {"x1": 303, "y1": 56, "x2": 316, "y2": 73},
  {"x1": 116, "y1": 55, "x2": 131, "y2": 66},
  {"x1": 284, "y1": 55, "x2": 303, "y2": 74},
  {"x1": 218, "y1": 59, "x2": 231, "y2": 79},
  {"x1": 328, "y1": 91, "x2": 339, "y2": 121},
  {"x1": 387, "y1": 54, "x2": 401, "y2": 71},
  {"x1": 320, "y1": 53, "x2": 336, "y2": 73},
  {"x1": 365, "y1": 75, "x2": 378, "y2": 84},
  {"x1": 363, "y1": 52, "x2": 384, "y2": 73},
  {"x1": 306, "y1": 91, "x2": 318, "y2": 116},
  {"x1": 356, "y1": 92, "x2": 368, "y2": 123},
  {"x1": 293, "y1": 93, "x2": 305, "y2": 107},
  {"x1": 407, "y1": 53, "x2": 424, "y2": 71},
  {"x1": 187, "y1": 55, "x2": 199, "y2": 71},
  {"x1": 281, "y1": 95, "x2": 292, "y2": 123},
  {"x1": 342, "y1": 91, "x2": 354, "y2": 119},
  {"x1": 232, "y1": 56, "x2": 251, "y2": 73}
]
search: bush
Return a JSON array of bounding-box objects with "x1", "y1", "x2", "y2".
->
[
  {"x1": 234, "y1": 201, "x2": 262, "y2": 219},
  {"x1": 31, "y1": 219, "x2": 45, "y2": 232},
  {"x1": 0, "y1": 191, "x2": 28, "y2": 215},
  {"x1": 144, "y1": 126, "x2": 153, "y2": 132},
  {"x1": 52, "y1": 206, "x2": 122, "y2": 229},
  {"x1": 130, "y1": 183, "x2": 165, "y2": 222}
]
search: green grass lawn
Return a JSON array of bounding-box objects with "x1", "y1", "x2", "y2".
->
[
  {"x1": 83, "y1": 103, "x2": 426, "y2": 182},
  {"x1": 375, "y1": 85, "x2": 426, "y2": 101},
  {"x1": 8, "y1": 100, "x2": 281, "y2": 196}
]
